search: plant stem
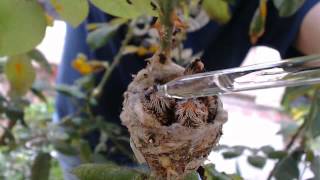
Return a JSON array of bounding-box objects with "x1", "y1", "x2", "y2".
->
[
  {"x1": 92, "y1": 25, "x2": 133, "y2": 98},
  {"x1": 157, "y1": 0, "x2": 178, "y2": 55},
  {"x1": 266, "y1": 120, "x2": 307, "y2": 180}
]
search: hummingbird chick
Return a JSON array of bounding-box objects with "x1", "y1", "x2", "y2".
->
[
  {"x1": 175, "y1": 99, "x2": 208, "y2": 128},
  {"x1": 142, "y1": 86, "x2": 176, "y2": 126}
]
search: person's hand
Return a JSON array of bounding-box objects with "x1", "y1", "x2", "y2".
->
[{"x1": 296, "y1": 2, "x2": 320, "y2": 54}]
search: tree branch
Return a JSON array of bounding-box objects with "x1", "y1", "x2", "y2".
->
[{"x1": 92, "y1": 24, "x2": 134, "y2": 98}]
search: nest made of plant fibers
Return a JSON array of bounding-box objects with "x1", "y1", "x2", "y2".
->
[{"x1": 120, "y1": 53, "x2": 228, "y2": 180}]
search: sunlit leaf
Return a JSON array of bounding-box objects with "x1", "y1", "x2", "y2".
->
[
  {"x1": 202, "y1": 0, "x2": 231, "y2": 24},
  {"x1": 249, "y1": 0, "x2": 267, "y2": 44},
  {"x1": 0, "y1": 0, "x2": 46, "y2": 56},
  {"x1": 247, "y1": 155, "x2": 266, "y2": 169},
  {"x1": 28, "y1": 49, "x2": 53, "y2": 74},
  {"x1": 90, "y1": 0, "x2": 158, "y2": 19},
  {"x1": 50, "y1": 0, "x2": 89, "y2": 27},
  {"x1": 31, "y1": 153, "x2": 51, "y2": 180},
  {"x1": 272, "y1": 0, "x2": 305, "y2": 17},
  {"x1": 281, "y1": 86, "x2": 316, "y2": 112},
  {"x1": 72, "y1": 163, "x2": 145, "y2": 180},
  {"x1": 4, "y1": 55, "x2": 36, "y2": 96}
]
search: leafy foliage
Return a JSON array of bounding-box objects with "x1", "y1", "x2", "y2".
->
[
  {"x1": 249, "y1": 0, "x2": 267, "y2": 44},
  {"x1": 272, "y1": 0, "x2": 306, "y2": 17},
  {"x1": 90, "y1": 0, "x2": 158, "y2": 18},
  {"x1": 0, "y1": 0, "x2": 319, "y2": 180},
  {"x1": 31, "y1": 153, "x2": 52, "y2": 180},
  {"x1": 4, "y1": 55, "x2": 36, "y2": 96},
  {"x1": 50, "y1": 0, "x2": 89, "y2": 27},
  {"x1": 72, "y1": 163, "x2": 146, "y2": 180},
  {"x1": 0, "y1": 0, "x2": 46, "y2": 56},
  {"x1": 202, "y1": 0, "x2": 231, "y2": 24}
]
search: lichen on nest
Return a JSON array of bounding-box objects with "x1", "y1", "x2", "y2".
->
[{"x1": 120, "y1": 52, "x2": 228, "y2": 180}]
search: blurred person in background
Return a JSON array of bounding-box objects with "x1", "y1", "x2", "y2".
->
[{"x1": 54, "y1": 1, "x2": 320, "y2": 179}]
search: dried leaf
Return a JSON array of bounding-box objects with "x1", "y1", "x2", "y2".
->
[{"x1": 249, "y1": 0, "x2": 267, "y2": 44}]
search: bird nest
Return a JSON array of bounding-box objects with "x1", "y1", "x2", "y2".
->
[{"x1": 120, "y1": 53, "x2": 228, "y2": 179}]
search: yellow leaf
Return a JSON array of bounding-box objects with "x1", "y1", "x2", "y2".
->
[
  {"x1": 249, "y1": 0, "x2": 267, "y2": 44},
  {"x1": 72, "y1": 54, "x2": 106, "y2": 75},
  {"x1": 4, "y1": 55, "x2": 36, "y2": 96},
  {"x1": 72, "y1": 54, "x2": 93, "y2": 75},
  {"x1": 50, "y1": 0, "x2": 63, "y2": 13},
  {"x1": 45, "y1": 13, "x2": 54, "y2": 27},
  {"x1": 148, "y1": 44, "x2": 159, "y2": 53},
  {"x1": 137, "y1": 47, "x2": 148, "y2": 56}
]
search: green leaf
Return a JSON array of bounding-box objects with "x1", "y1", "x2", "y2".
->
[
  {"x1": 72, "y1": 163, "x2": 144, "y2": 180},
  {"x1": 202, "y1": 0, "x2": 231, "y2": 24},
  {"x1": 87, "y1": 24, "x2": 119, "y2": 50},
  {"x1": 267, "y1": 150, "x2": 287, "y2": 159},
  {"x1": 247, "y1": 155, "x2": 266, "y2": 169},
  {"x1": 30, "y1": 87, "x2": 47, "y2": 102},
  {"x1": 51, "y1": 0, "x2": 89, "y2": 27},
  {"x1": 222, "y1": 147, "x2": 244, "y2": 159},
  {"x1": 260, "y1": 145, "x2": 275, "y2": 156},
  {"x1": 184, "y1": 171, "x2": 199, "y2": 180},
  {"x1": 87, "y1": 18, "x2": 128, "y2": 50},
  {"x1": 0, "y1": 0, "x2": 46, "y2": 56},
  {"x1": 274, "y1": 153, "x2": 300, "y2": 180},
  {"x1": 31, "y1": 153, "x2": 51, "y2": 180},
  {"x1": 79, "y1": 140, "x2": 93, "y2": 163},
  {"x1": 281, "y1": 86, "x2": 315, "y2": 112},
  {"x1": 4, "y1": 55, "x2": 36, "y2": 96},
  {"x1": 52, "y1": 140, "x2": 78, "y2": 155},
  {"x1": 306, "y1": 91, "x2": 320, "y2": 138},
  {"x1": 28, "y1": 49, "x2": 53, "y2": 74},
  {"x1": 204, "y1": 164, "x2": 232, "y2": 180},
  {"x1": 55, "y1": 84, "x2": 86, "y2": 99},
  {"x1": 90, "y1": 0, "x2": 158, "y2": 19},
  {"x1": 272, "y1": 0, "x2": 305, "y2": 17},
  {"x1": 249, "y1": 0, "x2": 267, "y2": 44},
  {"x1": 311, "y1": 156, "x2": 320, "y2": 180}
]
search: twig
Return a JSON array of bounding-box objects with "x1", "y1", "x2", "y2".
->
[
  {"x1": 92, "y1": 24, "x2": 134, "y2": 98},
  {"x1": 266, "y1": 119, "x2": 307, "y2": 180},
  {"x1": 157, "y1": 0, "x2": 178, "y2": 55}
]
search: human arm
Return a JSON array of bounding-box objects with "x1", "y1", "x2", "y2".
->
[{"x1": 296, "y1": 2, "x2": 320, "y2": 54}]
